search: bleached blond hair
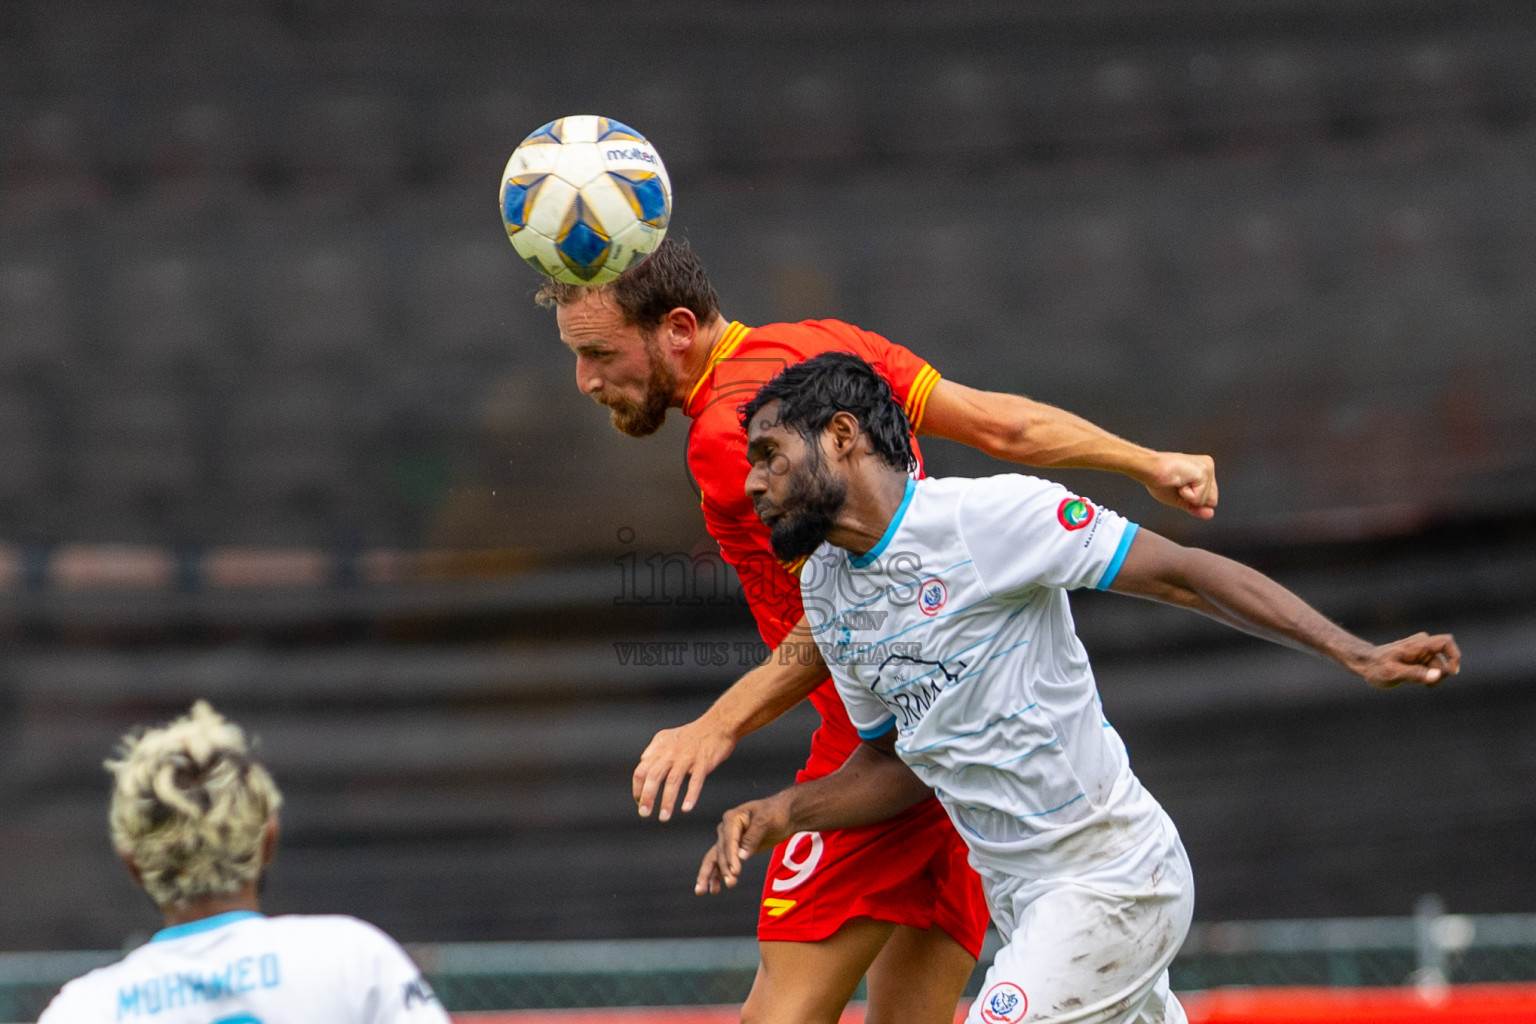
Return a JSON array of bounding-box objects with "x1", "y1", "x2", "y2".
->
[{"x1": 106, "y1": 701, "x2": 283, "y2": 909}]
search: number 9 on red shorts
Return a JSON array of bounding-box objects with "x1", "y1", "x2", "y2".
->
[{"x1": 756, "y1": 794, "x2": 988, "y2": 958}]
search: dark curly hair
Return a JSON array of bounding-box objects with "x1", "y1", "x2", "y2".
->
[
  {"x1": 533, "y1": 237, "x2": 720, "y2": 332},
  {"x1": 739, "y1": 352, "x2": 916, "y2": 474}
]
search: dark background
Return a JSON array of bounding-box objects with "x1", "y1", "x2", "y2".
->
[{"x1": 0, "y1": 0, "x2": 1532, "y2": 950}]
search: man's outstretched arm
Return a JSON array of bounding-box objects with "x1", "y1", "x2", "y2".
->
[
  {"x1": 1109, "y1": 529, "x2": 1460, "y2": 688},
  {"x1": 920, "y1": 379, "x2": 1218, "y2": 519},
  {"x1": 695, "y1": 729, "x2": 929, "y2": 895},
  {"x1": 633, "y1": 616, "x2": 827, "y2": 820}
]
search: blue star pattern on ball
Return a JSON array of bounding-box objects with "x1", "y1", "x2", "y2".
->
[
  {"x1": 501, "y1": 174, "x2": 545, "y2": 230},
  {"x1": 597, "y1": 117, "x2": 646, "y2": 142},
  {"x1": 608, "y1": 171, "x2": 669, "y2": 225},
  {"x1": 524, "y1": 118, "x2": 565, "y2": 145},
  {"x1": 556, "y1": 198, "x2": 612, "y2": 280}
]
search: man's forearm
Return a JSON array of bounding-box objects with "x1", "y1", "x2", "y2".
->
[
  {"x1": 701, "y1": 618, "x2": 826, "y2": 741},
  {"x1": 1113, "y1": 533, "x2": 1373, "y2": 672},
  {"x1": 917, "y1": 380, "x2": 1217, "y2": 517},
  {"x1": 995, "y1": 396, "x2": 1158, "y2": 476},
  {"x1": 922, "y1": 382, "x2": 1153, "y2": 474},
  {"x1": 1183, "y1": 551, "x2": 1372, "y2": 668},
  {"x1": 700, "y1": 660, "x2": 821, "y2": 741},
  {"x1": 779, "y1": 739, "x2": 932, "y2": 834}
]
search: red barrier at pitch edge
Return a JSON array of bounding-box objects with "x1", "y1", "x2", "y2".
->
[
  {"x1": 453, "y1": 985, "x2": 1536, "y2": 1024},
  {"x1": 454, "y1": 1010, "x2": 747, "y2": 1024},
  {"x1": 453, "y1": 1007, "x2": 911, "y2": 1024},
  {"x1": 1181, "y1": 983, "x2": 1536, "y2": 1023}
]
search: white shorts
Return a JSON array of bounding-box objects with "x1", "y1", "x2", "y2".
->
[{"x1": 966, "y1": 819, "x2": 1194, "y2": 1024}]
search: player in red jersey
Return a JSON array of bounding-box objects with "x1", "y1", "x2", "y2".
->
[{"x1": 536, "y1": 239, "x2": 1219, "y2": 1024}]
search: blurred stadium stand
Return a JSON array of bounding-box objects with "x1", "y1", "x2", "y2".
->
[{"x1": 0, "y1": 0, "x2": 1533, "y2": 952}]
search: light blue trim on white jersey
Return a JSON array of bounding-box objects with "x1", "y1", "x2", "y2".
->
[
  {"x1": 873, "y1": 625, "x2": 1011, "y2": 696},
  {"x1": 955, "y1": 635, "x2": 1031, "y2": 681},
  {"x1": 151, "y1": 910, "x2": 263, "y2": 943},
  {"x1": 839, "y1": 590, "x2": 1009, "y2": 658},
  {"x1": 954, "y1": 791, "x2": 1088, "y2": 827},
  {"x1": 849, "y1": 477, "x2": 916, "y2": 568},
  {"x1": 965, "y1": 735, "x2": 1060, "y2": 771},
  {"x1": 857, "y1": 717, "x2": 897, "y2": 739},
  {"x1": 1094, "y1": 522, "x2": 1140, "y2": 590},
  {"x1": 820, "y1": 555, "x2": 975, "y2": 630},
  {"x1": 899, "y1": 701, "x2": 1040, "y2": 755}
]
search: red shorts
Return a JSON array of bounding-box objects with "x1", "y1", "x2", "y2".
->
[{"x1": 756, "y1": 794, "x2": 990, "y2": 958}]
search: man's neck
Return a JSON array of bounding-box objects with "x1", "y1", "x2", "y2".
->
[
  {"x1": 828, "y1": 470, "x2": 912, "y2": 558},
  {"x1": 674, "y1": 315, "x2": 732, "y2": 407},
  {"x1": 161, "y1": 888, "x2": 261, "y2": 929}
]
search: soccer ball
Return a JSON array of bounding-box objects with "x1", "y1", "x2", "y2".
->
[{"x1": 499, "y1": 115, "x2": 672, "y2": 285}]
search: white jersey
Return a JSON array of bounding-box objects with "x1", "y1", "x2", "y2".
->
[
  {"x1": 39, "y1": 911, "x2": 451, "y2": 1024},
  {"x1": 802, "y1": 473, "x2": 1174, "y2": 883}
]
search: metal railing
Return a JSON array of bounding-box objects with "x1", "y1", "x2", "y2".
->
[
  {"x1": 4, "y1": 904, "x2": 1535, "y2": 1021},
  {"x1": 1172, "y1": 898, "x2": 1536, "y2": 992}
]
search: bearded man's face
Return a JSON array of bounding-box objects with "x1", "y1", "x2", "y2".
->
[{"x1": 557, "y1": 290, "x2": 679, "y2": 438}]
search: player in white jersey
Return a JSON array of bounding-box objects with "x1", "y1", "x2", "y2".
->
[
  {"x1": 39, "y1": 701, "x2": 451, "y2": 1024},
  {"x1": 697, "y1": 352, "x2": 1460, "y2": 1024}
]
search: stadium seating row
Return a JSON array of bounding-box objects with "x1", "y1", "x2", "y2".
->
[
  {"x1": 3, "y1": 21, "x2": 1536, "y2": 190},
  {"x1": 3, "y1": 124, "x2": 1535, "y2": 548},
  {"x1": 7, "y1": 148, "x2": 1536, "y2": 370},
  {"x1": 3, "y1": 533, "x2": 1533, "y2": 949}
]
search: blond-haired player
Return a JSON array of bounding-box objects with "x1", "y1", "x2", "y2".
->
[{"x1": 39, "y1": 701, "x2": 451, "y2": 1024}]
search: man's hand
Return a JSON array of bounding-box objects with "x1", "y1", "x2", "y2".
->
[
  {"x1": 1349, "y1": 632, "x2": 1462, "y2": 690},
  {"x1": 692, "y1": 737, "x2": 929, "y2": 894},
  {"x1": 631, "y1": 619, "x2": 829, "y2": 821},
  {"x1": 695, "y1": 794, "x2": 795, "y2": 895},
  {"x1": 1143, "y1": 452, "x2": 1218, "y2": 519},
  {"x1": 633, "y1": 720, "x2": 737, "y2": 821}
]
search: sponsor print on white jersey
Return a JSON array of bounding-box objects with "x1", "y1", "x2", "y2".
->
[
  {"x1": 39, "y1": 912, "x2": 450, "y2": 1024},
  {"x1": 800, "y1": 474, "x2": 1173, "y2": 882}
]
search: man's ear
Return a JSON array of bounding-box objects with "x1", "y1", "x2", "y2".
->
[
  {"x1": 657, "y1": 306, "x2": 699, "y2": 354},
  {"x1": 826, "y1": 410, "x2": 863, "y2": 459}
]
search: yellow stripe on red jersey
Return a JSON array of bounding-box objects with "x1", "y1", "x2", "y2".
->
[
  {"x1": 684, "y1": 320, "x2": 752, "y2": 411},
  {"x1": 905, "y1": 364, "x2": 942, "y2": 431},
  {"x1": 780, "y1": 554, "x2": 809, "y2": 577}
]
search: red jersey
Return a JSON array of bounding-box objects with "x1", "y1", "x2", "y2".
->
[{"x1": 683, "y1": 319, "x2": 942, "y2": 778}]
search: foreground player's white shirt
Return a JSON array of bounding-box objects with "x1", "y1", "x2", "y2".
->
[
  {"x1": 802, "y1": 473, "x2": 1173, "y2": 882},
  {"x1": 39, "y1": 911, "x2": 450, "y2": 1024}
]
